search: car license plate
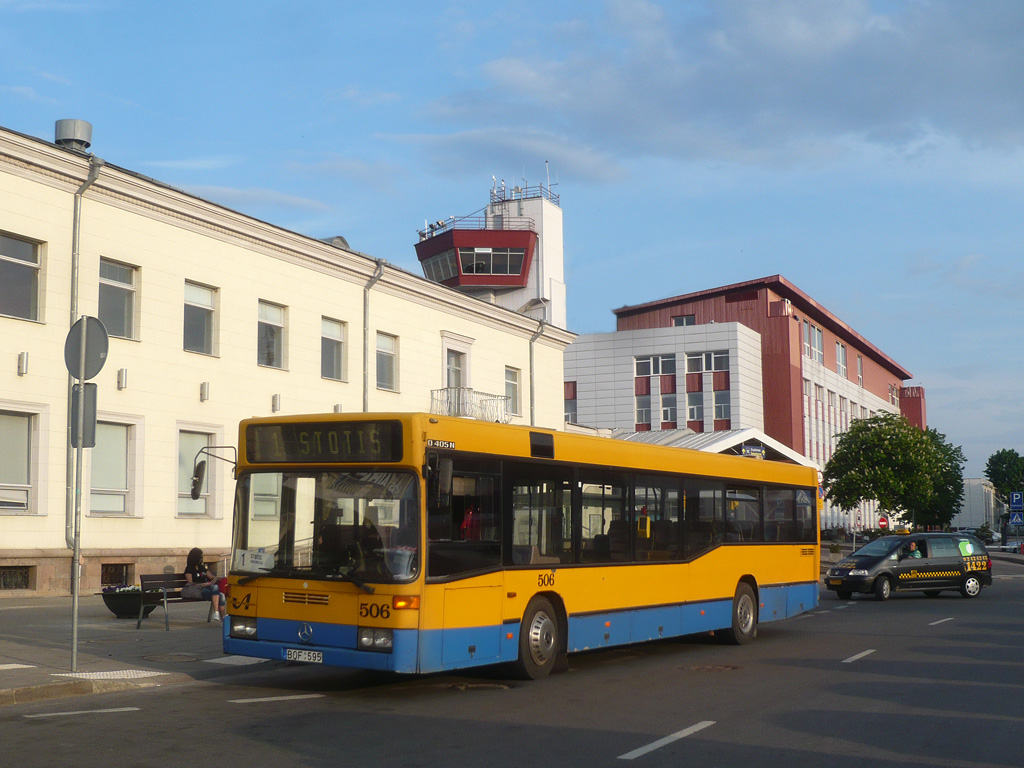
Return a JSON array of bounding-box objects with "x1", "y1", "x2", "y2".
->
[
  {"x1": 286, "y1": 648, "x2": 323, "y2": 664},
  {"x1": 829, "y1": 579, "x2": 842, "y2": 586}
]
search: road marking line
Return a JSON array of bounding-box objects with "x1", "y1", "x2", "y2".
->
[
  {"x1": 842, "y1": 649, "x2": 876, "y2": 664},
  {"x1": 618, "y1": 720, "x2": 715, "y2": 760},
  {"x1": 929, "y1": 617, "x2": 954, "y2": 626},
  {"x1": 228, "y1": 694, "x2": 325, "y2": 704},
  {"x1": 24, "y1": 707, "x2": 140, "y2": 719},
  {"x1": 0, "y1": 663, "x2": 35, "y2": 670}
]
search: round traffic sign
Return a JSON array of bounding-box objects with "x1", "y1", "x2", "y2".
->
[
  {"x1": 879, "y1": 517, "x2": 889, "y2": 530},
  {"x1": 64, "y1": 316, "x2": 109, "y2": 380}
]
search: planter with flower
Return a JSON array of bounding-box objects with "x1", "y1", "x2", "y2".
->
[{"x1": 100, "y1": 585, "x2": 158, "y2": 619}]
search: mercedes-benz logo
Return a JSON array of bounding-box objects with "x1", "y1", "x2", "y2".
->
[{"x1": 298, "y1": 623, "x2": 313, "y2": 643}]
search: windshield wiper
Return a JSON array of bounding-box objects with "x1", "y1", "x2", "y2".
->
[{"x1": 327, "y1": 570, "x2": 375, "y2": 594}]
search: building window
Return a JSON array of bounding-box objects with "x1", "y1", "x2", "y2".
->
[
  {"x1": 422, "y1": 249, "x2": 459, "y2": 282},
  {"x1": 0, "y1": 410, "x2": 33, "y2": 514},
  {"x1": 90, "y1": 422, "x2": 132, "y2": 515},
  {"x1": 714, "y1": 391, "x2": 730, "y2": 420},
  {"x1": 815, "y1": 384, "x2": 825, "y2": 403},
  {"x1": 687, "y1": 351, "x2": 728, "y2": 373},
  {"x1": 565, "y1": 399, "x2": 577, "y2": 424},
  {"x1": 184, "y1": 281, "x2": 216, "y2": 355},
  {"x1": 687, "y1": 392, "x2": 703, "y2": 421},
  {"x1": 836, "y1": 342, "x2": 848, "y2": 378},
  {"x1": 459, "y1": 247, "x2": 526, "y2": 275},
  {"x1": 178, "y1": 430, "x2": 212, "y2": 516},
  {"x1": 446, "y1": 349, "x2": 466, "y2": 388},
  {"x1": 803, "y1": 320, "x2": 824, "y2": 364},
  {"x1": 672, "y1": 314, "x2": 695, "y2": 327},
  {"x1": 321, "y1": 317, "x2": 346, "y2": 380},
  {"x1": 857, "y1": 356, "x2": 864, "y2": 386},
  {"x1": 636, "y1": 395, "x2": 651, "y2": 425},
  {"x1": 376, "y1": 332, "x2": 398, "y2": 391},
  {"x1": 828, "y1": 391, "x2": 837, "y2": 409},
  {"x1": 661, "y1": 393, "x2": 677, "y2": 422},
  {"x1": 98, "y1": 258, "x2": 137, "y2": 339},
  {"x1": 257, "y1": 300, "x2": 286, "y2": 368},
  {"x1": 0, "y1": 232, "x2": 40, "y2": 321},
  {"x1": 635, "y1": 354, "x2": 675, "y2": 377},
  {"x1": 889, "y1": 385, "x2": 900, "y2": 407},
  {"x1": 506, "y1": 367, "x2": 521, "y2": 416}
]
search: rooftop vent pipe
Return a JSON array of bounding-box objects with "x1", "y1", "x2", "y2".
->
[{"x1": 55, "y1": 119, "x2": 93, "y2": 152}]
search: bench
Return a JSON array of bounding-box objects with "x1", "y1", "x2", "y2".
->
[{"x1": 137, "y1": 573, "x2": 215, "y2": 630}]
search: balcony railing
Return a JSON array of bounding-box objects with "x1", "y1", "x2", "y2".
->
[{"x1": 430, "y1": 387, "x2": 513, "y2": 423}]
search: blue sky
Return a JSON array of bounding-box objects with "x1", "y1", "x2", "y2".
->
[{"x1": 3, "y1": 0, "x2": 1023, "y2": 478}]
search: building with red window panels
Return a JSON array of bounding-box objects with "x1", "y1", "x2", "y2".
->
[{"x1": 564, "y1": 275, "x2": 925, "y2": 529}]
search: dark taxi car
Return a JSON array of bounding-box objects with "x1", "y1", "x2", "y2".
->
[{"x1": 825, "y1": 533, "x2": 992, "y2": 601}]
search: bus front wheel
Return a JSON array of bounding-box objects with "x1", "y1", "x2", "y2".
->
[
  {"x1": 723, "y1": 582, "x2": 757, "y2": 645},
  {"x1": 515, "y1": 597, "x2": 560, "y2": 679}
]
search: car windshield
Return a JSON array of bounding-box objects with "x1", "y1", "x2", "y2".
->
[
  {"x1": 231, "y1": 470, "x2": 420, "y2": 583},
  {"x1": 851, "y1": 536, "x2": 902, "y2": 557}
]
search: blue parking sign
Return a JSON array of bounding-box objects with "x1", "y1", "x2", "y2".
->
[{"x1": 1011, "y1": 492, "x2": 1024, "y2": 512}]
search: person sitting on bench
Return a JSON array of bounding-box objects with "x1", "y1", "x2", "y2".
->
[{"x1": 184, "y1": 547, "x2": 225, "y2": 621}]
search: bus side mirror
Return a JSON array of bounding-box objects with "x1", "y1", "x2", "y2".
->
[{"x1": 190, "y1": 459, "x2": 207, "y2": 500}]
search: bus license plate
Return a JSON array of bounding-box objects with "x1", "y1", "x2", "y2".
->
[{"x1": 286, "y1": 648, "x2": 323, "y2": 664}]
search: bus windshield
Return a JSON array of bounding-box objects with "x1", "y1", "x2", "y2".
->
[{"x1": 231, "y1": 470, "x2": 420, "y2": 583}]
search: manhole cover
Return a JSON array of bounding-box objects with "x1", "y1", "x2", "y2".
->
[{"x1": 142, "y1": 653, "x2": 199, "y2": 663}]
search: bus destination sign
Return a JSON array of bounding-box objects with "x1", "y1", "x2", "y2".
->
[{"x1": 246, "y1": 420, "x2": 403, "y2": 464}]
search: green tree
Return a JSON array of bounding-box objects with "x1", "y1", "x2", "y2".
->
[
  {"x1": 823, "y1": 412, "x2": 964, "y2": 528},
  {"x1": 984, "y1": 448, "x2": 1024, "y2": 502}
]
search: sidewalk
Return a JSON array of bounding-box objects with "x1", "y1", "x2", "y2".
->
[{"x1": 0, "y1": 595, "x2": 262, "y2": 707}]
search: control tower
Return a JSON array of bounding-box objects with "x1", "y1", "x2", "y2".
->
[{"x1": 415, "y1": 181, "x2": 566, "y2": 329}]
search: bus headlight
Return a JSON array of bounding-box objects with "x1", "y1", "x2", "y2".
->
[
  {"x1": 230, "y1": 616, "x2": 258, "y2": 639},
  {"x1": 357, "y1": 627, "x2": 393, "y2": 652}
]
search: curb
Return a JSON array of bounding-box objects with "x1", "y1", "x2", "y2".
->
[{"x1": 0, "y1": 673, "x2": 191, "y2": 708}]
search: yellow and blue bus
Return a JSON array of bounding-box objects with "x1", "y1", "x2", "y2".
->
[{"x1": 221, "y1": 412, "x2": 819, "y2": 678}]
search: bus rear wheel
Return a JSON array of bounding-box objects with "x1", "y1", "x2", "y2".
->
[
  {"x1": 515, "y1": 597, "x2": 560, "y2": 679},
  {"x1": 722, "y1": 583, "x2": 757, "y2": 645}
]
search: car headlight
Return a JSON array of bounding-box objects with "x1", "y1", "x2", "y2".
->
[
  {"x1": 230, "y1": 616, "x2": 258, "y2": 639},
  {"x1": 357, "y1": 627, "x2": 393, "y2": 652},
  {"x1": 849, "y1": 569, "x2": 869, "y2": 576}
]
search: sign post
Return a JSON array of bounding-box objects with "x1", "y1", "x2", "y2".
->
[{"x1": 64, "y1": 316, "x2": 108, "y2": 672}]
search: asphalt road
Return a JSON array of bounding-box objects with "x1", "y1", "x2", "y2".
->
[{"x1": 5, "y1": 561, "x2": 1024, "y2": 768}]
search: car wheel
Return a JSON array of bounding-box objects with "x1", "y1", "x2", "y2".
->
[
  {"x1": 960, "y1": 576, "x2": 982, "y2": 599},
  {"x1": 836, "y1": 590, "x2": 852, "y2": 600},
  {"x1": 924, "y1": 590, "x2": 942, "y2": 598},
  {"x1": 722, "y1": 582, "x2": 758, "y2": 645},
  {"x1": 873, "y1": 575, "x2": 891, "y2": 601},
  {"x1": 515, "y1": 597, "x2": 560, "y2": 679}
]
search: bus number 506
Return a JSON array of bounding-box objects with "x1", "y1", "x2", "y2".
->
[{"x1": 537, "y1": 573, "x2": 555, "y2": 588}]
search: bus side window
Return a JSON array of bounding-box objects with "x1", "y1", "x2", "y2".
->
[
  {"x1": 579, "y1": 469, "x2": 629, "y2": 564},
  {"x1": 682, "y1": 479, "x2": 724, "y2": 558}
]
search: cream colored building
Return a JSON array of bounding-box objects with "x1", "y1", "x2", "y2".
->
[{"x1": 0, "y1": 122, "x2": 573, "y2": 597}]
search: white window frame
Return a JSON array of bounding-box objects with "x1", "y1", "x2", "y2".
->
[
  {"x1": 836, "y1": 342, "x2": 847, "y2": 378},
  {"x1": 714, "y1": 391, "x2": 730, "y2": 420},
  {"x1": 257, "y1": 300, "x2": 287, "y2": 369},
  {"x1": 0, "y1": 231, "x2": 41, "y2": 321},
  {"x1": 440, "y1": 331, "x2": 473, "y2": 389},
  {"x1": 376, "y1": 332, "x2": 399, "y2": 391},
  {"x1": 98, "y1": 257, "x2": 138, "y2": 340},
  {"x1": 687, "y1": 392, "x2": 703, "y2": 421},
  {"x1": 177, "y1": 423, "x2": 223, "y2": 518},
  {"x1": 0, "y1": 401, "x2": 48, "y2": 516},
  {"x1": 321, "y1": 317, "x2": 346, "y2": 381},
  {"x1": 87, "y1": 413, "x2": 144, "y2": 517},
  {"x1": 505, "y1": 366, "x2": 521, "y2": 416},
  {"x1": 661, "y1": 393, "x2": 677, "y2": 423},
  {"x1": 184, "y1": 280, "x2": 217, "y2": 356},
  {"x1": 635, "y1": 395, "x2": 651, "y2": 425}
]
